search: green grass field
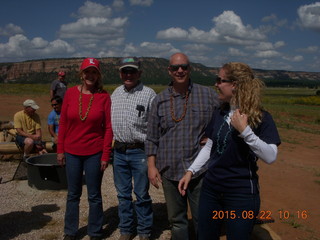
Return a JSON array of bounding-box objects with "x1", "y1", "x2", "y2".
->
[{"x1": 1, "y1": 84, "x2": 319, "y2": 134}]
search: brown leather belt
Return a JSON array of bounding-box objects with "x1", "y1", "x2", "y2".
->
[{"x1": 114, "y1": 141, "x2": 144, "y2": 152}]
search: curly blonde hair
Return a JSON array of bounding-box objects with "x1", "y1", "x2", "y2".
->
[{"x1": 222, "y1": 62, "x2": 264, "y2": 128}]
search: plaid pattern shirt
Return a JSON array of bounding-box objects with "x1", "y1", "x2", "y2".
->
[
  {"x1": 145, "y1": 81, "x2": 220, "y2": 181},
  {"x1": 111, "y1": 82, "x2": 156, "y2": 143}
]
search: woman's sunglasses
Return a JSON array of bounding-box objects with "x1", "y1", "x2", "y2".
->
[{"x1": 216, "y1": 76, "x2": 234, "y2": 84}]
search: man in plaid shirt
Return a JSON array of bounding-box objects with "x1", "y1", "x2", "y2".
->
[{"x1": 146, "y1": 53, "x2": 219, "y2": 240}]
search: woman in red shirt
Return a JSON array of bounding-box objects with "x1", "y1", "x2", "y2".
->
[{"x1": 57, "y1": 58, "x2": 113, "y2": 240}]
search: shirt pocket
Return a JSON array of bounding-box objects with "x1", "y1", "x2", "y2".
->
[
  {"x1": 191, "y1": 104, "x2": 212, "y2": 126},
  {"x1": 158, "y1": 109, "x2": 175, "y2": 130},
  {"x1": 133, "y1": 104, "x2": 147, "y2": 129}
]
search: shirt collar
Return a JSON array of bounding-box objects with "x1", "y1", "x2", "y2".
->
[
  {"x1": 168, "y1": 79, "x2": 193, "y2": 96},
  {"x1": 122, "y1": 81, "x2": 143, "y2": 93}
]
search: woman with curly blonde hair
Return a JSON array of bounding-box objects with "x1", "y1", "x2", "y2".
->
[{"x1": 178, "y1": 62, "x2": 281, "y2": 240}]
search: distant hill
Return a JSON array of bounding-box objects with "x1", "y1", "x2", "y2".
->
[{"x1": 0, "y1": 57, "x2": 319, "y2": 88}]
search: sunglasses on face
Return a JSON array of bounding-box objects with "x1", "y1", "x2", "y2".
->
[
  {"x1": 216, "y1": 76, "x2": 234, "y2": 84},
  {"x1": 169, "y1": 64, "x2": 189, "y2": 71},
  {"x1": 121, "y1": 68, "x2": 138, "y2": 75},
  {"x1": 51, "y1": 103, "x2": 59, "y2": 107}
]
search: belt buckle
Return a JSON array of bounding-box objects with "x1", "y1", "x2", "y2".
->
[{"x1": 120, "y1": 145, "x2": 127, "y2": 152}]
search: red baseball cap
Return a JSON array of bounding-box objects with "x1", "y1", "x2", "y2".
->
[
  {"x1": 58, "y1": 71, "x2": 66, "y2": 77},
  {"x1": 80, "y1": 58, "x2": 100, "y2": 73}
]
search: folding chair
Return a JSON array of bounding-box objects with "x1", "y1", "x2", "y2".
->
[{"x1": 11, "y1": 139, "x2": 28, "y2": 180}]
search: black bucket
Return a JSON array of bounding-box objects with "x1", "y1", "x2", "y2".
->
[{"x1": 25, "y1": 153, "x2": 68, "y2": 190}]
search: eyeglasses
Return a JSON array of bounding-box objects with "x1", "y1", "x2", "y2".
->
[
  {"x1": 169, "y1": 64, "x2": 189, "y2": 71},
  {"x1": 121, "y1": 68, "x2": 138, "y2": 75},
  {"x1": 51, "y1": 103, "x2": 59, "y2": 107},
  {"x1": 216, "y1": 76, "x2": 234, "y2": 84}
]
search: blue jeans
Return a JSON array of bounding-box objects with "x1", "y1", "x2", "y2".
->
[
  {"x1": 198, "y1": 181, "x2": 260, "y2": 240},
  {"x1": 64, "y1": 152, "x2": 104, "y2": 237},
  {"x1": 113, "y1": 148, "x2": 153, "y2": 236},
  {"x1": 162, "y1": 174, "x2": 203, "y2": 240}
]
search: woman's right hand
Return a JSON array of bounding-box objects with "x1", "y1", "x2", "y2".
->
[
  {"x1": 178, "y1": 171, "x2": 193, "y2": 196},
  {"x1": 57, "y1": 153, "x2": 65, "y2": 166}
]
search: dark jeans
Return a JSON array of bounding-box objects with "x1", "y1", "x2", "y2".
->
[
  {"x1": 162, "y1": 175, "x2": 203, "y2": 240},
  {"x1": 198, "y1": 182, "x2": 260, "y2": 240},
  {"x1": 64, "y1": 152, "x2": 104, "y2": 237},
  {"x1": 113, "y1": 148, "x2": 153, "y2": 236}
]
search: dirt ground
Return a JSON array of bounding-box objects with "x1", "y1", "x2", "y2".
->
[{"x1": 0, "y1": 94, "x2": 319, "y2": 240}]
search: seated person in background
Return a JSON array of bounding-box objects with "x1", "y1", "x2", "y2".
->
[
  {"x1": 47, "y1": 96, "x2": 63, "y2": 152},
  {"x1": 14, "y1": 99, "x2": 47, "y2": 159}
]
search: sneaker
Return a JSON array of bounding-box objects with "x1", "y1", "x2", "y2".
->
[
  {"x1": 119, "y1": 234, "x2": 134, "y2": 240},
  {"x1": 63, "y1": 235, "x2": 76, "y2": 240}
]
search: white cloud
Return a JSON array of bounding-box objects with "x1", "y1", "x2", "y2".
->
[
  {"x1": 98, "y1": 49, "x2": 120, "y2": 57},
  {"x1": 59, "y1": 1, "x2": 128, "y2": 53},
  {"x1": 31, "y1": 37, "x2": 48, "y2": 49},
  {"x1": 77, "y1": 1, "x2": 112, "y2": 18},
  {"x1": 188, "y1": 55, "x2": 211, "y2": 65},
  {"x1": 0, "y1": 23, "x2": 24, "y2": 37},
  {"x1": 105, "y1": 38, "x2": 125, "y2": 46},
  {"x1": 140, "y1": 42, "x2": 179, "y2": 55},
  {"x1": 182, "y1": 44, "x2": 213, "y2": 52},
  {"x1": 261, "y1": 14, "x2": 287, "y2": 27},
  {"x1": 213, "y1": 11, "x2": 266, "y2": 41},
  {"x1": 120, "y1": 42, "x2": 179, "y2": 58},
  {"x1": 297, "y1": 45, "x2": 319, "y2": 53},
  {"x1": 43, "y1": 39, "x2": 75, "y2": 54},
  {"x1": 228, "y1": 47, "x2": 247, "y2": 56},
  {"x1": 292, "y1": 55, "x2": 304, "y2": 62},
  {"x1": 123, "y1": 43, "x2": 139, "y2": 54},
  {"x1": 156, "y1": 11, "x2": 266, "y2": 45},
  {"x1": 260, "y1": 14, "x2": 288, "y2": 34},
  {"x1": 274, "y1": 41, "x2": 285, "y2": 48},
  {"x1": 0, "y1": 34, "x2": 74, "y2": 59},
  {"x1": 129, "y1": 0, "x2": 153, "y2": 7},
  {"x1": 113, "y1": 0, "x2": 124, "y2": 9},
  {"x1": 283, "y1": 55, "x2": 304, "y2": 62},
  {"x1": 60, "y1": 17, "x2": 127, "y2": 39},
  {"x1": 255, "y1": 50, "x2": 280, "y2": 58},
  {"x1": 188, "y1": 27, "x2": 219, "y2": 43},
  {"x1": 156, "y1": 27, "x2": 188, "y2": 40},
  {"x1": 246, "y1": 41, "x2": 284, "y2": 51},
  {"x1": 298, "y1": 2, "x2": 320, "y2": 31}
]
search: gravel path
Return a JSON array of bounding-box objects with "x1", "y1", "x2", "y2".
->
[{"x1": 0, "y1": 159, "x2": 171, "y2": 240}]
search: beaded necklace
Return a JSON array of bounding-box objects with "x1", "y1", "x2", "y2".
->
[
  {"x1": 170, "y1": 87, "x2": 189, "y2": 122},
  {"x1": 79, "y1": 86, "x2": 94, "y2": 121},
  {"x1": 216, "y1": 114, "x2": 233, "y2": 155}
]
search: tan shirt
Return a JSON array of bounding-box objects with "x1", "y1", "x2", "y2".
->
[{"x1": 14, "y1": 110, "x2": 41, "y2": 134}]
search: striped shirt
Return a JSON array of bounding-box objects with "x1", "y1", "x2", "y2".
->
[
  {"x1": 111, "y1": 82, "x2": 156, "y2": 143},
  {"x1": 145, "y1": 81, "x2": 220, "y2": 181}
]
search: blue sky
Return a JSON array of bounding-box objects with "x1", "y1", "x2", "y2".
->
[{"x1": 0, "y1": 0, "x2": 319, "y2": 72}]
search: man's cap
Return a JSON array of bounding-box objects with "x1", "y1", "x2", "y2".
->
[
  {"x1": 80, "y1": 58, "x2": 101, "y2": 73},
  {"x1": 119, "y1": 57, "x2": 140, "y2": 70},
  {"x1": 23, "y1": 99, "x2": 39, "y2": 110},
  {"x1": 58, "y1": 71, "x2": 66, "y2": 77}
]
